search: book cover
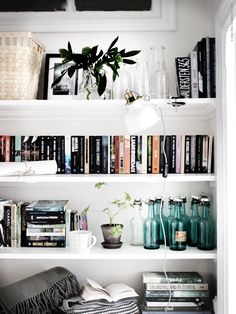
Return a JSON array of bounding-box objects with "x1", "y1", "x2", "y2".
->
[
  {"x1": 142, "y1": 272, "x2": 203, "y2": 284},
  {"x1": 175, "y1": 57, "x2": 191, "y2": 98},
  {"x1": 26, "y1": 200, "x2": 68, "y2": 212},
  {"x1": 130, "y1": 135, "x2": 137, "y2": 174},
  {"x1": 81, "y1": 278, "x2": 138, "y2": 302},
  {"x1": 101, "y1": 136, "x2": 108, "y2": 174},
  {"x1": 152, "y1": 136, "x2": 160, "y2": 174},
  {"x1": 124, "y1": 135, "x2": 131, "y2": 174}
]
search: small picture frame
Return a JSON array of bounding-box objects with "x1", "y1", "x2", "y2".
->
[{"x1": 43, "y1": 54, "x2": 78, "y2": 100}]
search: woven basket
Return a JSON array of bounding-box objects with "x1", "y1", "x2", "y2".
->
[{"x1": 0, "y1": 32, "x2": 45, "y2": 100}]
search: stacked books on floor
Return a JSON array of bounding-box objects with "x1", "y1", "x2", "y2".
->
[
  {"x1": 60, "y1": 278, "x2": 140, "y2": 314},
  {"x1": 0, "y1": 134, "x2": 214, "y2": 175},
  {"x1": 141, "y1": 272, "x2": 213, "y2": 313},
  {"x1": 25, "y1": 200, "x2": 68, "y2": 247},
  {"x1": 175, "y1": 37, "x2": 215, "y2": 98}
]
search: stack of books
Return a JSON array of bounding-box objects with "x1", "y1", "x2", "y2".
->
[
  {"x1": 24, "y1": 200, "x2": 68, "y2": 247},
  {"x1": 141, "y1": 272, "x2": 213, "y2": 313}
]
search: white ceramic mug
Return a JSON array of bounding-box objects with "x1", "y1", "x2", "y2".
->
[{"x1": 69, "y1": 230, "x2": 97, "y2": 253}]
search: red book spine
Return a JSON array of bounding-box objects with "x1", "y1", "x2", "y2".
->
[{"x1": 114, "y1": 136, "x2": 120, "y2": 174}]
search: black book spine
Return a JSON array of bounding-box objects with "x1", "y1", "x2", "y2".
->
[
  {"x1": 71, "y1": 135, "x2": 79, "y2": 174},
  {"x1": 95, "y1": 136, "x2": 102, "y2": 174},
  {"x1": 110, "y1": 136, "x2": 115, "y2": 174},
  {"x1": 26, "y1": 240, "x2": 65, "y2": 248},
  {"x1": 30, "y1": 136, "x2": 40, "y2": 161},
  {"x1": 201, "y1": 38, "x2": 208, "y2": 98},
  {"x1": 196, "y1": 135, "x2": 203, "y2": 173},
  {"x1": 61, "y1": 136, "x2": 66, "y2": 174},
  {"x1": 10, "y1": 136, "x2": 15, "y2": 162},
  {"x1": 3, "y1": 205, "x2": 11, "y2": 247},
  {"x1": 159, "y1": 135, "x2": 165, "y2": 174},
  {"x1": 45, "y1": 136, "x2": 53, "y2": 160},
  {"x1": 21, "y1": 203, "x2": 28, "y2": 247},
  {"x1": 170, "y1": 135, "x2": 176, "y2": 173},
  {"x1": 0, "y1": 136, "x2": 4, "y2": 161},
  {"x1": 89, "y1": 136, "x2": 95, "y2": 174},
  {"x1": 101, "y1": 136, "x2": 108, "y2": 174},
  {"x1": 147, "y1": 135, "x2": 152, "y2": 174},
  {"x1": 130, "y1": 135, "x2": 137, "y2": 174},
  {"x1": 210, "y1": 37, "x2": 216, "y2": 98},
  {"x1": 26, "y1": 212, "x2": 65, "y2": 224},
  {"x1": 165, "y1": 135, "x2": 171, "y2": 173},
  {"x1": 184, "y1": 135, "x2": 191, "y2": 173},
  {"x1": 52, "y1": 136, "x2": 57, "y2": 162},
  {"x1": 79, "y1": 136, "x2": 85, "y2": 174},
  {"x1": 39, "y1": 136, "x2": 45, "y2": 161},
  {"x1": 175, "y1": 57, "x2": 191, "y2": 98}
]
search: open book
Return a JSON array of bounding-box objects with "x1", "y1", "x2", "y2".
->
[{"x1": 81, "y1": 278, "x2": 138, "y2": 302}]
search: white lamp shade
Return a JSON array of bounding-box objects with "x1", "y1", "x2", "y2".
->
[{"x1": 125, "y1": 99, "x2": 160, "y2": 134}]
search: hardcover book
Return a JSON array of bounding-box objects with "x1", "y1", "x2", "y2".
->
[
  {"x1": 142, "y1": 272, "x2": 203, "y2": 284},
  {"x1": 26, "y1": 200, "x2": 68, "y2": 212},
  {"x1": 175, "y1": 57, "x2": 191, "y2": 98}
]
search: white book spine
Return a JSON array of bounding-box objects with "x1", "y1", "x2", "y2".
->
[
  {"x1": 180, "y1": 135, "x2": 185, "y2": 174},
  {"x1": 190, "y1": 51, "x2": 199, "y2": 98},
  {"x1": 207, "y1": 135, "x2": 213, "y2": 173},
  {"x1": 65, "y1": 135, "x2": 71, "y2": 174},
  {"x1": 142, "y1": 135, "x2": 147, "y2": 174},
  {"x1": 84, "y1": 136, "x2": 89, "y2": 174}
]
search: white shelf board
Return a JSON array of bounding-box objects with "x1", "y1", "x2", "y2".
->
[
  {"x1": 0, "y1": 98, "x2": 216, "y2": 121},
  {"x1": 0, "y1": 244, "x2": 216, "y2": 260},
  {"x1": 0, "y1": 174, "x2": 216, "y2": 185}
]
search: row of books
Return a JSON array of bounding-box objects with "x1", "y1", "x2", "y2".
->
[
  {"x1": 0, "y1": 198, "x2": 87, "y2": 248},
  {"x1": 175, "y1": 37, "x2": 215, "y2": 98},
  {"x1": 141, "y1": 272, "x2": 213, "y2": 313},
  {"x1": 0, "y1": 134, "x2": 214, "y2": 174}
]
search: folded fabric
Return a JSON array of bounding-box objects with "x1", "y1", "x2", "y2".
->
[
  {"x1": 0, "y1": 267, "x2": 80, "y2": 314},
  {"x1": 61, "y1": 296, "x2": 140, "y2": 314}
]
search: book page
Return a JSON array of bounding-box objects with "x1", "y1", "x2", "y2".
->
[
  {"x1": 86, "y1": 278, "x2": 109, "y2": 294},
  {"x1": 105, "y1": 283, "x2": 138, "y2": 301},
  {"x1": 81, "y1": 284, "x2": 112, "y2": 302}
]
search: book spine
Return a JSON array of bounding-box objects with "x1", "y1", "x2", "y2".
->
[
  {"x1": 196, "y1": 135, "x2": 203, "y2": 173},
  {"x1": 175, "y1": 135, "x2": 182, "y2": 174},
  {"x1": 60, "y1": 136, "x2": 66, "y2": 174},
  {"x1": 180, "y1": 135, "x2": 185, "y2": 174},
  {"x1": 119, "y1": 135, "x2": 125, "y2": 174},
  {"x1": 0, "y1": 136, "x2": 4, "y2": 161},
  {"x1": 21, "y1": 203, "x2": 28, "y2": 247},
  {"x1": 210, "y1": 38, "x2": 216, "y2": 98},
  {"x1": 136, "y1": 135, "x2": 142, "y2": 174},
  {"x1": 130, "y1": 135, "x2": 137, "y2": 174},
  {"x1": 10, "y1": 136, "x2": 15, "y2": 162},
  {"x1": 145, "y1": 282, "x2": 208, "y2": 290},
  {"x1": 4, "y1": 135, "x2": 11, "y2": 162},
  {"x1": 184, "y1": 135, "x2": 191, "y2": 173},
  {"x1": 89, "y1": 136, "x2": 95, "y2": 174},
  {"x1": 170, "y1": 135, "x2": 176, "y2": 173},
  {"x1": 26, "y1": 213, "x2": 65, "y2": 224},
  {"x1": 110, "y1": 135, "x2": 115, "y2": 174},
  {"x1": 114, "y1": 135, "x2": 120, "y2": 174},
  {"x1": 26, "y1": 240, "x2": 65, "y2": 247},
  {"x1": 202, "y1": 135, "x2": 208, "y2": 173},
  {"x1": 190, "y1": 135, "x2": 196, "y2": 173},
  {"x1": 84, "y1": 136, "x2": 90, "y2": 174},
  {"x1": 101, "y1": 136, "x2": 108, "y2": 174},
  {"x1": 201, "y1": 38, "x2": 208, "y2": 98},
  {"x1": 26, "y1": 230, "x2": 66, "y2": 237},
  {"x1": 39, "y1": 136, "x2": 45, "y2": 161},
  {"x1": 71, "y1": 135, "x2": 79, "y2": 174},
  {"x1": 141, "y1": 135, "x2": 147, "y2": 174},
  {"x1": 207, "y1": 135, "x2": 213, "y2": 174},
  {"x1": 147, "y1": 135, "x2": 153, "y2": 174},
  {"x1": 30, "y1": 136, "x2": 40, "y2": 161},
  {"x1": 206, "y1": 37, "x2": 211, "y2": 98},
  {"x1": 65, "y1": 135, "x2": 71, "y2": 174},
  {"x1": 189, "y1": 51, "x2": 199, "y2": 98},
  {"x1": 14, "y1": 135, "x2": 21, "y2": 162},
  {"x1": 10, "y1": 203, "x2": 18, "y2": 248},
  {"x1": 175, "y1": 57, "x2": 191, "y2": 98},
  {"x1": 3, "y1": 204, "x2": 11, "y2": 247},
  {"x1": 45, "y1": 136, "x2": 53, "y2": 160},
  {"x1": 21, "y1": 136, "x2": 31, "y2": 161},
  {"x1": 124, "y1": 135, "x2": 131, "y2": 174},
  {"x1": 145, "y1": 290, "x2": 209, "y2": 298},
  {"x1": 79, "y1": 136, "x2": 85, "y2": 174},
  {"x1": 152, "y1": 136, "x2": 160, "y2": 174},
  {"x1": 165, "y1": 135, "x2": 171, "y2": 173},
  {"x1": 95, "y1": 136, "x2": 102, "y2": 174}
]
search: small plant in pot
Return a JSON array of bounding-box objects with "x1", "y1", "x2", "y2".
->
[{"x1": 95, "y1": 182, "x2": 133, "y2": 249}]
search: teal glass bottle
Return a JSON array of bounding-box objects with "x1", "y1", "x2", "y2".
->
[
  {"x1": 179, "y1": 196, "x2": 190, "y2": 241},
  {"x1": 130, "y1": 198, "x2": 144, "y2": 246},
  {"x1": 167, "y1": 197, "x2": 175, "y2": 246},
  {"x1": 169, "y1": 199, "x2": 187, "y2": 251},
  {"x1": 197, "y1": 198, "x2": 215, "y2": 250},
  {"x1": 143, "y1": 199, "x2": 160, "y2": 249},
  {"x1": 188, "y1": 196, "x2": 200, "y2": 247},
  {"x1": 154, "y1": 198, "x2": 168, "y2": 245}
]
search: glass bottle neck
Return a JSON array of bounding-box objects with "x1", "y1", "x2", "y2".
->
[
  {"x1": 191, "y1": 203, "x2": 199, "y2": 216},
  {"x1": 174, "y1": 203, "x2": 182, "y2": 219},
  {"x1": 148, "y1": 202, "x2": 155, "y2": 218},
  {"x1": 202, "y1": 205, "x2": 210, "y2": 218}
]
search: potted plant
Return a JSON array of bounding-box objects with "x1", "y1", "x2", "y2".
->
[
  {"x1": 95, "y1": 182, "x2": 133, "y2": 249},
  {"x1": 51, "y1": 36, "x2": 140, "y2": 99}
]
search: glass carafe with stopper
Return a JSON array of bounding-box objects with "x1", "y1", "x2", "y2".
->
[
  {"x1": 169, "y1": 198, "x2": 187, "y2": 251},
  {"x1": 188, "y1": 196, "x2": 200, "y2": 247},
  {"x1": 143, "y1": 198, "x2": 160, "y2": 249},
  {"x1": 197, "y1": 198, "x2": 215, "y2": 250},
  {"x1": 130, "y1": 198, "x2": 144, "y2": 246},
  {"x1": 154, "y1": 197, "x2": 168, "y2": 245}
]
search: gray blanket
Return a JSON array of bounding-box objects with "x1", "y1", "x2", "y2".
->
[
  {"x1": 0, "y1": 267, "x2": 80, "y2": 314},
  {"x1": 61, "y1": 296, "x2": 140, "y2": 314}
]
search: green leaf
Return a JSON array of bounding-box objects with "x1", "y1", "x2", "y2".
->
[
  {"x1": 122, "y1": 59, "x2": 136, "y2": 64},
  {"x1": 80, "y1": 205, "x2": 90, "y2": 216},
  {"x1": 97, "y1": 74, "x2": 107, "y2": 96},
  {"x1": 68, "y1": 42, "x2": 72, "y2": 54},
  {"x1": 108, "y1": 36, "x2": 119, "y2": 51},
  {"x1": 95, "y1": 182, "x2": 106, "y2": 189},
  {"x1": 51, "y1": 71, "x2": 67, "y2": 88},
  {"x1": 67, "y1": 66, "x2": 77, "y2": 78},
  {"x1": 122, "y1": 50, "x2": 141, "y2": 57}
]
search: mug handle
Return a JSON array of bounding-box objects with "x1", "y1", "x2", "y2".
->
[{"x1": 88, "y1": 235, "x2": 97, "y2": 250}]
